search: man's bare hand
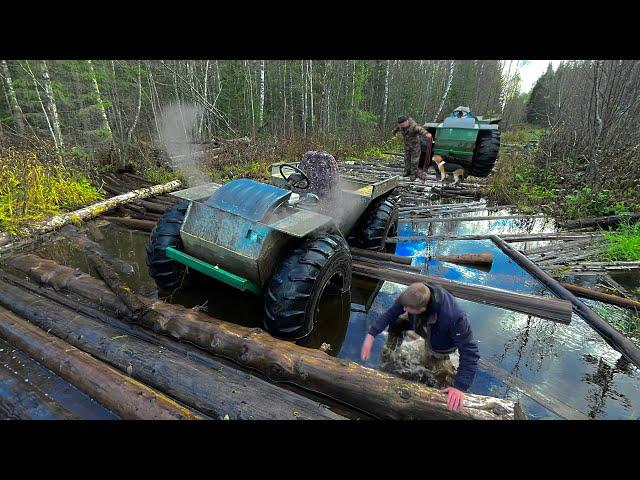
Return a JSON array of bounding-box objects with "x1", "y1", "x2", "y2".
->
[
  {"x1": 441, "y1": 387, "x2": 465, "y2": 411},
  {"x1": 360, "y1": 334, "x2": 375, "y2": 361}
]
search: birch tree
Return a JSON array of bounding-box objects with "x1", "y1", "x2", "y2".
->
[
  {"x1": 259, "y1": 60, "x2": 265, "y2": 127},
  {"x1": 382, "y1": 59, "x2": 390, "y2": 129},
  {"x1": 39, "y1": 60, "x2": 63, "y2": 148},
  {"x1": 87, "y1": 60, "x2": 113, "y2": 141},
  {"x1": 433, "y1": 60, "x2": 455, "y2": 121},
  {"x1": 0, "y1": 60, "x2": 25, "y2": 133}
]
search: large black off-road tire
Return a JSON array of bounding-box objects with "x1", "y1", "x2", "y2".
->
[
  {"x1": 264, "y1": 233, "x2": 352, "y2": 340},
  {"x1": 470, "y1": 129, "x2": 500, "y2": 177},
  {"x1": 348, "y1": 197, "x2": 399, "y2": 253},
  {"x1": 145, "y1": 200, "x2": 190, "y2": 292}
]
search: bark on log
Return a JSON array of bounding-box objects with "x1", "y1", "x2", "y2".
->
[
  {"x1": 0, "y1": 305, "x2": 200, "y2": 420},
  {"x1": 351, "y1": 261, "x2": 572, "y2": 323},
  {"x1": 0, "y1": 180, "x2": 181, "y2": 249},
  {"x1": 0, "y1": 335, "x2": 117, "y2": 419},
  {"x1": 0, "y1": 279, "x2": 345, "y2": 420},
  {"x1": 350, "y1": 247, "x2": 413, "y2": 265},
  {"x1": 560, "y1": 213, "x2": 640, "y2": 230},
  {"x1": 59, "y1": 226, "x2": 135, "y2": 275},
  {"x1": 5, "y1": 254, "x2": 517, "y2": 419},
  {"x1": 386, "y1": 233, "x2": 604, "y2": 243},
  {"x1": 134, "y1": 199, "x2": 169, "y2": 214},
  {"x1": 102, "y1": 216, "x2": 156, "y2": 232},
  {"x1": 401, "y1": 214, "x2": 548, "y2": 224},
  {"x1": 560, "y1": 282, "x2": 640, "y2": 311},
  {"x1": 118, "y1": 206, "x2": 162, "y2": 222},
  {"x1": 434, "y1": 253, "x2": 494, "y2": 268},
  {"x1": 0, "y1": 361, "x2": 80, "y2": 420},
  {"x1": 85, "y1": 250, "x2": 150, "y2": 318},
  {"x1": 489, "y1": 235, "x2": 640, "y2": 369}
]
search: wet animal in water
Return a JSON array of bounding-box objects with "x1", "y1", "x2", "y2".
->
[{"x1": 431, "y1": 154, "x2": 465, "y2": 185}]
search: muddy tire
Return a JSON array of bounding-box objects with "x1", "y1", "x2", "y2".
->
[
  {"x1": 264, "y1": 233, "x2": 352, "y2": 340},
  {"x1": 145, "y1": 200, "x2": 189, "y2": 292},
  {"x1": 470, "y1": 129, "x2": 500, "y2": 177},
  {"x1": 348, "y1": 197, "x2": 399, "y2": 253}
]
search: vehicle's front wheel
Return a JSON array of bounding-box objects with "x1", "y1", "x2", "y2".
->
[
  {"x1": 348, "y1": 197, "x2": 399, "y2": 253},
  {"x1": 145, "y1": 200, "x2": 190, "y2": 292},
  {"x1": 264, "y1": 233, "x2": 352, "y2": 340}
]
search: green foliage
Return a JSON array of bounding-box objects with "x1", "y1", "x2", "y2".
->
[
  {"x1": 142, "y1": 165, "x2": 178, "y2": 185},
  {"x1": 564, "y1": 187, "x2": 623, "y2": 220},
  {"x1": 601, "y1": 220, "x2": 640, "y2": 261},
  {"x1": 501, "y1": 125, "x2": 547, "y2": 145},
  {"x1": 0, "y1": 146, "x2": 104, "y2": 235}
]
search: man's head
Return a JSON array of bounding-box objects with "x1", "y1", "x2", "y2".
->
[
  {"x1": 397, "y1": 115, "x2": 410, "y2": 128},
  {"x1": 398, "y1": 282, "x2": 430, "y2": 315}
]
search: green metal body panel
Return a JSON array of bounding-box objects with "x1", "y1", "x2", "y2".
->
[{"x1": 165, "y1": 246, "x2": 262, "y2": 295}]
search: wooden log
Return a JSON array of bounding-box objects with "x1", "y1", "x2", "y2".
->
[
  {"x1": 5, "y1": 254, "x2": 517, "y2": 419},
  {"x1": 399, "y1": 205, "x2": 512, "y2": 217},
  {"x1": 85, "y1": 250, "x2": 150, "y2": 318},
  {"x1": 0, "y1": 279, "x2": 344, "y2": 420},
  {"x1": 0, "y1": 361, "x2": 80, "y2": 420},
  {"x1": 0, "y1": 305, "x2": 200, "y2": 420},
  {"x1": 0, "y1": 179, "x2": 181, "y2": 249},
  {"x1": 560, "y1": 212, "x2": 640, "y2": 230},
  {"x1": 559, "y1": 282, "x2": 640, "y2": 311},
  {"x1": 489, "y1": 234, "x2": 640, "y2": 369},
  {"x1": 59, "y1": 226, "x2": 135, "y2": 275},
  {"x1": 118, "y1": 206, "x2": 162, "y2": 222},
  {"x1": 350, "y1": 247, "x2": 413, "y2": 265},
  {"x1": 352, "y1": 257, "x2": 425, "y2": 273},
  {"x1": 102, "y1": 216, "x2": 156, "y2": 232},
  {"x1": 134, "y1": 199, "x2": 169, "y2": 214},
  {"x1": 87, "y1": 221, "x2": 105, "y2": 242},
  {"x1": 351, "y1": 261, "x2": 572, "y2": 323},
  {"x1": 401, "y1": 214, "x2": 548, "y2": 224},
  {"x1": 386, "y1": 232, "x2": 604, "y2": 243},
  {"x1": 0, "y1": 336, "x2": 117, "y2": 419},
  {"x1": 434, "y1": 253, "x2": 494, "y2": 268}
]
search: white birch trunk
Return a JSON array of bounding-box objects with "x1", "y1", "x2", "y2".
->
[
  {"x1": 1, "y1": 60, "x2": 25, "y2": 133},
  {"x1": 382, "y1": 59, "x2": 390, "y2": 129},
  {"x1": 259, "y1": 60, "x2": 265, "y2": 127},
  {"x1": 433, "y1": 60, "x2": 455, "y2": 122},
  {"x1": 309, "y1": 59, "x2": 314, "y2": 130},
  {"x1": 87, "y1": 60, "x2": 113, "y2": 139},
  {"x1": 301, "y1": 60, "x2": 306, "y2": 137},
  {"x1": 39, "y1": 61, "x2": 63, "y2": 148}
]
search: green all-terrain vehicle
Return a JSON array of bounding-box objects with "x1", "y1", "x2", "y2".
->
[
  {"x1": 145, "y1": 162, "x2": 399, "y2": 339},
  {"x1": 423, "y1": 106, "x2": 501, "y2": 178}
]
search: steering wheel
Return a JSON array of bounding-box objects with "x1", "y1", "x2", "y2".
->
[{"x1": 279, "y1": 163, "x2": 310, "y2": 190}]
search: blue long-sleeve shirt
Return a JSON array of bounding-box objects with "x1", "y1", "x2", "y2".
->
[{"x1": 368, "y1": 285, "x2": 480, "y2": 392}]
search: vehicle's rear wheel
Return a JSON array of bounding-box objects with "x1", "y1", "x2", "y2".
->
[
  {"x1": 348, "y1": 197, "x2": 399, "y2": 253},
  {"x1": 470, "y1": 129, "x2": 500, "y2": 177},
  {"x1": 264, "y1": 233, "x2": 351, "y2": 340},
  {"x1": 145, "y1": 200, "x2": 190, "y2": 292}
]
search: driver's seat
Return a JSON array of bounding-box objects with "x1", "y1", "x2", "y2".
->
[{"x1": 292, "y1": 150, "x2": 340, "y2": 202}]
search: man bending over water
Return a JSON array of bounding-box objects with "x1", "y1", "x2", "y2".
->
[{"x1": 360, "y1": 282, "x2": 480, "y2": 411}]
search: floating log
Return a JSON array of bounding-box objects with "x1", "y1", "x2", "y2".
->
[
  {"x1": 563, "y1": 261, "x2": 640, "y2": 271},
  {"x1": 118, "y1": 206, "x2": 162, "y2": 222},
  {"x1": 0, "y1": 305, "x2": 200, "y2": 420},
  {"x1": 102, "y1": 216, "x2": 156, "y2": 232},
  {"x1": 560, "y1": 213, "x2": 640, "y2": 230},
  {"x1": 85, "y1": 250, "x2": 150, "y2": 318},
  {"x1": 0, "y1": 179, "x2": 181, "y2": 249},
  {"x1": 386, "y1": 232, "x2": 604, "y2": 243},
  {"x1": 489, "y1": 234, "x2": 640, "y2": 369},
  {"x1": 399, "y1": 205, "x2": 511, "y2": 217},
  {"x1": 59, "y1": 226, "x2": 135, "y2": 275},
  {"x1": 351, "y1": 261, "x2": 572, "y2": 323},
  {"x1": 434, "y1": 253, "x2": 494, "y2": 268},
  {"x1": 5, "y1": 254, "x2": 517, "y2": 420},
  {"x1": 559, "y1": 282, "x2": 640, "y2": 311},
  {"x1": 134, "y1": 199, "x2": 169, "y2": 214},
  {"x1": 350, "y1": 247, "x2": 413, "y2": 265},
  {"x1": 87, "y1": 221, "x2": 105, "y2": 242},
  {"x1": 401, "y1": 214, "x2": 549, "y2": 224},
  {"x1": 0, "y1": 279, "x2": 344, "y2": 420},
  {"x1": 0, "y1": 361, "x2": 80, "y2": 420}
]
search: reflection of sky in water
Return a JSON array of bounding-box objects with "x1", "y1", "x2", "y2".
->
[{"x1": 338, "y1": 213, "x2": 640, "y2": 420}]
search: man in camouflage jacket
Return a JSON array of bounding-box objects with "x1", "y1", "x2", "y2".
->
[{"x1": 392, "y1": 115, "x2": 432, "y2": 181}]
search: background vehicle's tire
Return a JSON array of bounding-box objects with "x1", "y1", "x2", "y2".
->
[
  {"x1": 348, "y1": 197, "x2": 399, "y2": 253},
  {"x1": 470, "y1": 129, "x2": 500, "y2": 177},
  {"x1": 145, "y1": 200, "x2": 190, "y2": 292},
  {"x1": 264, "y1": 233, "x2": 352, "y2": 340}
]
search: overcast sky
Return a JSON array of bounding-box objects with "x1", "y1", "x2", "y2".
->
[{"x1": 513, "y1": 60, "x2": 563, "y2": 93}]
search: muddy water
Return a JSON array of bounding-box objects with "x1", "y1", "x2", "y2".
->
[{"x1": 17, "y1": 204, "x2": 640, "y2": 420}]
